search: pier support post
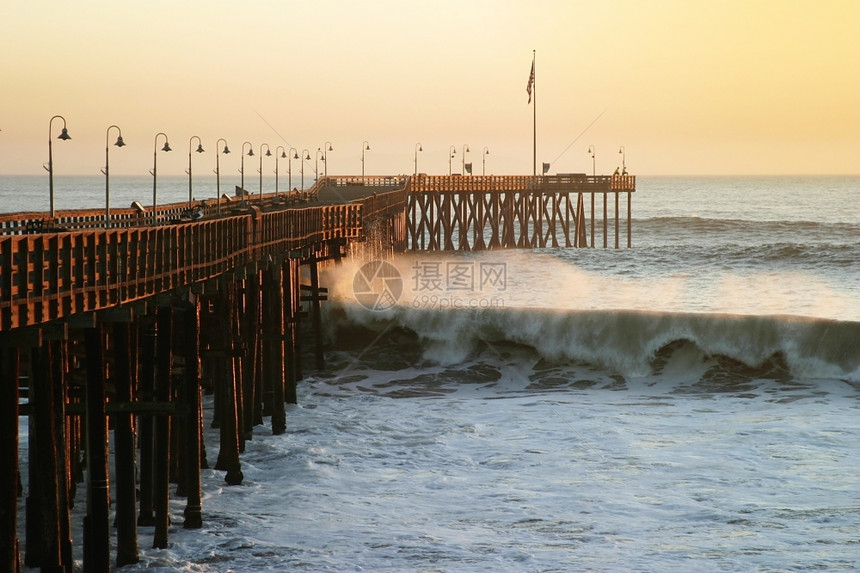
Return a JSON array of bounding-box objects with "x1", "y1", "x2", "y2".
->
[
  {"x1": 180, "y1": 298, "x2": 203, "y2": 528},
  {"x1": 0, "y1": 342, "x2": 20, "y2": 573},
  {"x1": 137, "y1": 318, "x2": 156, "y2": 527},
  {"x1": 308, "y1": 254, "x2": 325, "y2": 371},
  {"x1": 284, "y1": 260, "x2": 298, "y2": 404},
  {"x1": 627, "y1": 191, "x2": 632, "y2": 248},
  {"x1": 111, "y1": 320, "x2": 140, "y2": 566},
  {"x1": 264, "y1": 265, "x2": 286, "y2": 435},
  {"x1": 214, "y1": 289, "x2": 243, "y2": 486},
  {"x1": 83, "y1": 324, "x2": 110, "y2": 573},
  {"x1": 603, "y1": 192, "x2": 608, "y2": 248},
  {"x1": 614, "y1": 191, "x2": 620, "y2": 249},
  {"x1": 24, "y1": 335, "x2": 72, "y2": 573},
  {"x1": 153, "y1": 305, "x2": 173, "y2": 549},
  {"x1": 290, "y1": 258, "x2": 304, "y2": 387},
  {"x1": 242, "y1": 275, "x2": 261, "y2": 431},
  {"x1": 590, "y1": 193, "x2": 595, "y2": 248}
]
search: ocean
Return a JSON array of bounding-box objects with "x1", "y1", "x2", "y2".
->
[{"x1": 7, "y1": 174, "x2": 860, "y2": 571}]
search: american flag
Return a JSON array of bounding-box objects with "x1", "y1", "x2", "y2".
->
[{"x1": 526, "y1": 59, "x2": 535, "y2": 103}]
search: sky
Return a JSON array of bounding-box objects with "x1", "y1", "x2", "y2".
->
[{"x1": 1, "y1": 0, "x2": 859, "y2": 178}]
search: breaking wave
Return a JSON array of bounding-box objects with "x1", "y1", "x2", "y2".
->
[{"x1": 327, "y1": 304, "x2": 860, "y2": 383}]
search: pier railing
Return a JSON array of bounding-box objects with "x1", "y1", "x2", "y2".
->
[
  {"x1": 409, "y1": 174, "x2": 636, "y2": 193},
  {"x1": 0, "y1": 193, "x2": 399, "y2": 331}
]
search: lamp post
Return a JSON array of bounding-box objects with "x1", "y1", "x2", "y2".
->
[
  {"x1": 361, "y1": 141, "x2": 370, "y2": 178},
  {"x1": 258, "y1": 143, "x2": 271, "y2": 204},
  {"x1": 315, "y1": 148, "x2": 324, "y2": 181},
  {"x1": 103, "y1": 125, "x2": 125, "y2": 227},
  {"x1": 618, "y1": 145, "x2": 626, "y2": 174},
  {"x1": 288, "y1": 148, "x2": 298, "y2": 193},
  {"x1": 483, "y1": 146, "x2": 490, "y2": 176},
  {"x1": 151, "y1": 132, "x2": 172, "y2": 225},
  {"x1": 300, "y1": 149, "x2": 310, "y2": 190},
  {"x1": 46, "y1": 114, "x2": 71, "y2": 218},
  {"x1": 215, "y1": 139, "x2": 230, "y2": 215},
  {"x1": 448, "y1": 145, "x2": 456, "y2": 176},
  {"x1": 187, "y1": 136, "x2": 205, "y2": 208},
  {"x1": 323, "y1": 141, "x2": 333, "y2": 179},
  {"x1": 240, "y1": 142, "x2": 254, "y2": 198},
  {"x1": 461, "y1": 144, "x2": 470, "y2": 175},
  {"x1": 414, "y1": 143, "x2": 423, "y2": 175},
  {"x1": 587, "y1": 145, "x2": 596, "y2": 177},
  {"x1": 275, "y1": 146, "x2": 287, "y2": 197}
]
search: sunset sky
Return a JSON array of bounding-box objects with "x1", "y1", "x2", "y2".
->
[{"x1": 1, "y1": 0, "x2": 858, "y2": 178}]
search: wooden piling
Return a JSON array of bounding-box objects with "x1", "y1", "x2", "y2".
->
[
  {"x1": 83, "y1": 324, "x2": 111, "y2": 572},
  {"x1": 111, "y1": 320, "x2": 140, "y2": 566},
  {"x1": 153, "y1": 306, "x2": 172, "y2": 549},
  {"x1": 284, "y1": 259, "x2": 298, "y2": 405},
  {"x1": 26, "y1": 338, "x2": 71, "y2": 572},
  {"x1": 214, "y1": 289, "x2": 243, "y2": 486},
  {"x1": 264, "y1": 265, "x2": 286, "y2": 435},
  {"x1": 308, "y1": 254, "x2": 325, "y2": 371},
  {"x1": 180, "y1": 299, "x2": 203, "y2": 529},
  {"x1": 137, "y1": 318, "x2": 156, "y2": 527},
  {"x1": 0, "y1": 342, "x2": 20, "y2": 573},
  {"x1": 245, "y1": 270, "x2": 262, "y2": 428},
  {"x1": 289, "y1": 258, "x2": 303, "y2": 389},
  {"x1": 242, "y1": 275, "x2": 261, "y2": 431}
]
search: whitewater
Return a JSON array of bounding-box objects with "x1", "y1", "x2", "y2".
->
[{"x1": 8, "y1": 175, "x2": 859, "y2": 571}]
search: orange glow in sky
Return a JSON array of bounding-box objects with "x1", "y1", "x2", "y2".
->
[{"x1": 1, "y1": 0, "x2": 858, "y2": 176}]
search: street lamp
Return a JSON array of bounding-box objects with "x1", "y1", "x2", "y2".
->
[
  {"x1": 240, "y1": 142, "x2": 254, "y2": 197},
  {"x1": 46, "y1": 114, "x2": 71, "y2": 218},
  {"x1": 587, "y1": 145, "x2": 596, "y2": 177},
  {"x1": 187, "y1": 136, "x2": 205, "y2": 208},
  {"x1": 275, "y1": 146, "x2": 288, "y2": 197},
  {"x1": 414, "y1": 143, "x2": 423, "y2": 175},
  {"x1": 258, "y1": 143, "x2": 271, "y2": 204},
  {"x1": 103, "y1": 125, "x2": 125, "y2": 227},
  {"x1": 288, "y1": 148, "x2": 299, "y2": 193},
  {"x1": 482, "y1": 146, "x2": 490, "y2": 176},
  {"x1": 618, "y1": 145, "x2": 626, "y2": 174},
  {"x1": 323, "y1": 141, "x2": 333, "y2": 179},
  {"x1": 361, "y1": 141, "x2": 370, "y2": 178},
  {"x1": 300, "y1": 149, "x2": 311, "y2": 190},
  {"x1": 215, "y1": 138, "x2": 230, "y2": 215},
  {"x1": 151, "y1": 132, "x2": 172, "y2": 225},
  {"x1": 448, "y1": 145, "x2": 457, "y2": 176},
  {"x1": 461, "y1": 144, "x2": 470, "y2": 175},
  {"x1": 315, "y1": 148, "x2": 324, "y2": 181}
]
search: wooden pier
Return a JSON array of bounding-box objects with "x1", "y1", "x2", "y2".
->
[
  {"x1": 408, "y1": 174, "x2": 636, "y2": 250},
  {"x1": 0, "y1": 172, "x2": 633, "y2": 571}
]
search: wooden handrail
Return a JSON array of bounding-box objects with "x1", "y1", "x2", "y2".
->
[{"x1": 0, "y1": 196, "x2": 407, "y2": 330}]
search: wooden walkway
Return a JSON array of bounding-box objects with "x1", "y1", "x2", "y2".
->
[{"x1": 0, "y1": 172, "x2": 632, "y2": 571}]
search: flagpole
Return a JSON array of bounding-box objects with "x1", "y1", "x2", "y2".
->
[{"x1": 532, "y1": 50, "x2": 536, "y2": 176}]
